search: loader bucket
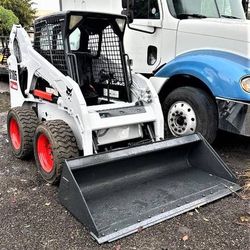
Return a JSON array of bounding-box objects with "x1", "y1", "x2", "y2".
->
[{"x1": 59, "y1": 134, "x2": 240, "y2": 243}]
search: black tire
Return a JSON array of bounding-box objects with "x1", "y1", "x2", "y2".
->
[
  {"x1": 7, "y1": 107, "x2": 38, "y2": 159},
  {"x1": 162, "y1": 87, "x2": 218, "y2": 143},
  {"x1": 34, "y1": 120, "x2": 79, "y2": 184}
]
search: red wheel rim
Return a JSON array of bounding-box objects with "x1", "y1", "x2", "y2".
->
[
  {"x1": 37, "y1": 133, "x2": 54, "y2": 173},
  {"x1": 9, "y1": 118, "x2": 21, "y2": 150}
]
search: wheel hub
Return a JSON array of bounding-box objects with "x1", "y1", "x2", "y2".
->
[
  {"x1": 37, "y1": 133, "x2": 54, "y2": 173},
  {"x1": 168, "y1": 101, "x2": 197, "y2": 136},
  {"x1": 9, "y1": 118, "x2": 21, "y2": 150},
  {"x1": 176, "y1": 115, "x2": 185, "y2": 126}
]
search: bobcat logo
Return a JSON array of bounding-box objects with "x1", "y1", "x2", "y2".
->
[{"x1": 66, "y1": 86, "x2": 73, "y2": 97}]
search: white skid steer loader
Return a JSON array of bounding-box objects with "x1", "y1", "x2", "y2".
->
[{"x1": 7, "y1": 11, "x2": 240, "y2": 243}]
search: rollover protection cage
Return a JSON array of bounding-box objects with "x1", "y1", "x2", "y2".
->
[{"x1": 34, "y1": 11, "x2": 132, "y2": 103}]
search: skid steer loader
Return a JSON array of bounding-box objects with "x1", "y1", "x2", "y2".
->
[{"x1": 7, "y1": 11, "x2": 240, "y2": 243}]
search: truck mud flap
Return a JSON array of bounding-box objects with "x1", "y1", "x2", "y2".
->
[{"x1": 58, "y1": 134, "x2": 240, "y2": 244}]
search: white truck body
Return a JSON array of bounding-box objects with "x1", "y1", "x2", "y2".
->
[{"x1": 60, "y1": 0, "x2": 249, "y2": 73}]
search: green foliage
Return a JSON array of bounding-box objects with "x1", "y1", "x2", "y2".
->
[
  {"x1": 0, "y1": 6, "x2": 19, "y2": 35},
  {"x1": 0, "y1": 0, "x2": 36, "y2": 28}
]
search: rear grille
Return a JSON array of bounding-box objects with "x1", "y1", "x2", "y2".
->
[{"x1": 34, "y1": 17, "x2": 67, "y2": 75}]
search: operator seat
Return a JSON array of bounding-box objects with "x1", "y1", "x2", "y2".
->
[{"x1": 74, "y1": 28, "x2": 98, "y2": 105}]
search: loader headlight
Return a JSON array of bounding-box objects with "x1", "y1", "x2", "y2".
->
[
  {"x1": 241, "y1": 77, "x2": 250, "y2": 93},
  {"x1": 132, "y1": 85, "x2": 152, "y2": 103},
  {"x1": 69, "y1": 15, "x2": 83, "y2": 30},
  {"x1": 116, "y1": 18, "x2": 126, "y2": 32},
  {"x1": 143, "y1": 89, "x2": 153, "y2": 103}
]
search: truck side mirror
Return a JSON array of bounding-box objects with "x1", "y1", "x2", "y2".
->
[
  {"x1": 122, "y1": 0, "x2": 128, "y2": 8},
  {"x1": 121, "y1": 0, "x2": 134, "y2": 23}
]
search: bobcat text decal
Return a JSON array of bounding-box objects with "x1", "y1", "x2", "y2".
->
[{"x1": 9, "y1": 70, "x2": 18, "y2": 90}]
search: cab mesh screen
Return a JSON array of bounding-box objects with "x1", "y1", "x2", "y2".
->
[
  {"x1": 34, "y1": 17, "x2": 67, "y2": 75},
  {"x1": 89, "y1": 25, "x2": 131, "y2": 87}
]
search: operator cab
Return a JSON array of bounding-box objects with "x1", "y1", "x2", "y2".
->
[{"x1": 34, "y1": 11, "x2": 131, "y2": 105}]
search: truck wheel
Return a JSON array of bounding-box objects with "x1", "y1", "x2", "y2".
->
[
  {"x1": 162, "y1": 87, "x2": 218, "y2": 143},
  {"x1": 7, "y1": 107, "x2": 38, "y2": 159},
  {"x1": 34, "y1": 120, "x2": 79, "y2": 184}
]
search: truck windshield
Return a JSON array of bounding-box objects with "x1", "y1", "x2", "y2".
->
[{"x1": 167, "y1": 0, "x2": 246, "y2": 19}]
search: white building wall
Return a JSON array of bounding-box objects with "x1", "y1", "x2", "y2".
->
[
  {"x1": 61, "y1": 0, "x2": 121, "y2": 14},
  {"x1": 61, "y1": 0, "x2": 86, "y2": 11}
]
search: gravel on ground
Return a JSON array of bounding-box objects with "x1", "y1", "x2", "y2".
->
[{"x1": 0, "y1": 80, "x2": 249, "y2": 250}]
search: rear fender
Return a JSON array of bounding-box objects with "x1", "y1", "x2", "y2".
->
[{"x1": 155, "y1": 50, "x2": 250, "y2": 101}]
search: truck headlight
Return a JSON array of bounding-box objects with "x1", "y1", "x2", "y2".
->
[{"x1": 241, "y1": 77, "x2": 250, "y2": 93}]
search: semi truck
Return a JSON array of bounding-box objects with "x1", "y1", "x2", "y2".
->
[{"x1": 60, "y1": 0, "x2": 250, "y2": 143}]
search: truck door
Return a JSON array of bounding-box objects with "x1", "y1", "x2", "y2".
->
[{"x1": 124, "y1": 0, "x2": 163, "y2": 74}]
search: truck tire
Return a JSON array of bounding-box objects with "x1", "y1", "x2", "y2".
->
[
  {"x1": 162, "y1": 87, "x2": 218, "y2": 143},
  {"x1": 7, "y1": 107, "x2": 38, "y2": 159},
  {"x1": 34, "y1": 120, "x2": 79, "y2": 184}
]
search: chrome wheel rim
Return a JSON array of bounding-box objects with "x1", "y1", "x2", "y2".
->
[{"x1": 168, "y1": 101, "x2": 197, "y2": 136}]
